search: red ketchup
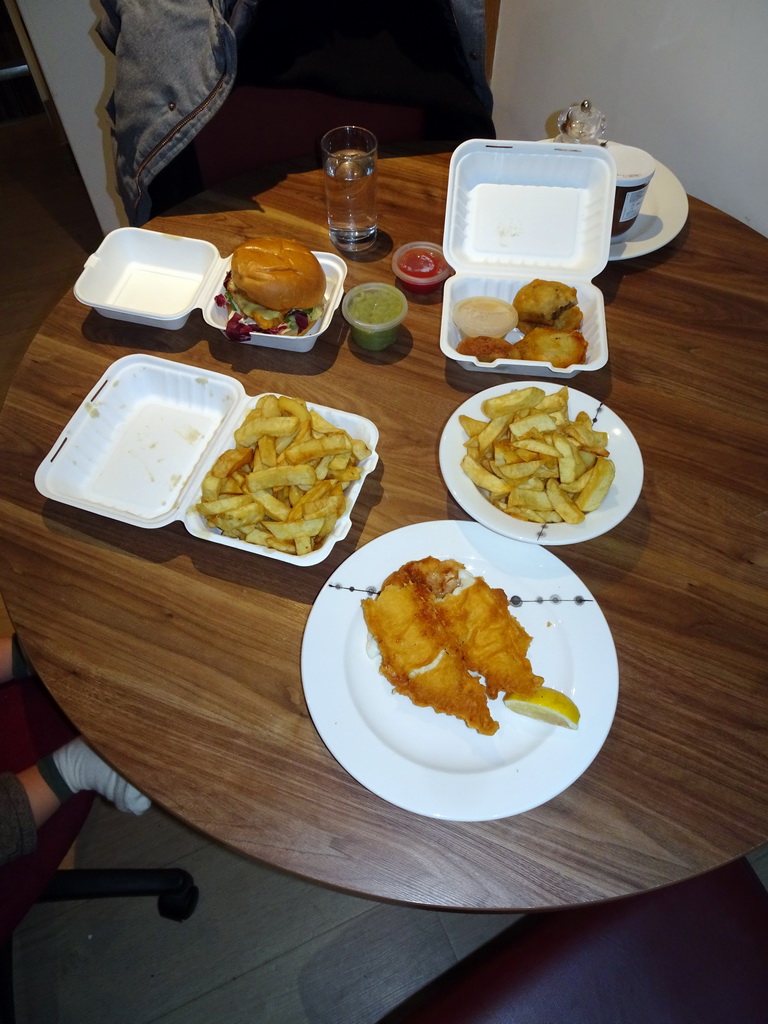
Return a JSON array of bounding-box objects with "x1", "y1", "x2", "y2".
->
[{"x1": 392, "y1": 242, "x2": 452, "y2": 295}]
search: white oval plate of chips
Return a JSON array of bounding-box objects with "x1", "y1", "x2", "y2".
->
[{"x1": 439, "y1": 382, "x2": 643, "y2": 545}]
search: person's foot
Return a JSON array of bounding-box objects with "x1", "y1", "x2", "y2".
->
[{"x1": 52, "y1": 738, "x2": 151, "y2": 814}]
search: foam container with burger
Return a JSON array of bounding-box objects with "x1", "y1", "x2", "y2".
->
[
  {"x1": 74, "y1": 228, "x2": 347, "y2": 353},
  {"x1": 440, "y1": 139, "x2": 616, "y2": 377},
  {"x1": 34, "y1": 354, "x2": 379, "y2": 566}
]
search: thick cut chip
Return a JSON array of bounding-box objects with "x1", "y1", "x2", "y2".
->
[
  {"x1": 461, "y1": 455, "x2": 511, "y2": 496},
  {"x1": 211, "y1": 447, "x2": 253, "y2": 478},
  {"x1": 546, "y1": 478, "x2": 585, "y2": 524},
  {"x1": 246, "y1": 464, "x2": 316, "y2": 491},
  {"x1": 576, "y1": 458, "x2": 616, "y2": 511},
  {"x1": 458, "y1": 386, "x2": 615, "y2": 527},
  {"x1": 481, "y1": 387, "x2": 545, "y2": 419}
]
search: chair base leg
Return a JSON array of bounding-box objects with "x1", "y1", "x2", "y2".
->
[{"x1": 40, "y1": 868, "x2": 199, "y2": 921}]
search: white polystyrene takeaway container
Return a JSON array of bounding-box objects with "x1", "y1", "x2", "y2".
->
[
  {"x1": 34, "y1": 354, "x2": 378, "y2": 566},
  {"x1": 440, "y1": 139, "x2": 616, "y2": 377},
  {"x1": 74, "y1": 228, "x2": 347, "y2": 353}
]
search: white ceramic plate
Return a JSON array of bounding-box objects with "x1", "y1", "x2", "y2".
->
[
  {"x1": 439, "y1": 382, "x2": 643, "y2": 545},
  {"x1": 608, "y1": 160, "x2": 688, "y2": 261},
  {"x1": 301, "y1": 520, "x2": 618, "y2": 820}
]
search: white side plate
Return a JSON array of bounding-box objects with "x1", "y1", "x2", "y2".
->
[{"x1": 439, "y1": 381, "x2": 643, "y2": 545}]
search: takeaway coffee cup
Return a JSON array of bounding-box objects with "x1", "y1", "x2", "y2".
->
[{"x1": 607, "y1": 143, "x2": 656, "y2": 238}]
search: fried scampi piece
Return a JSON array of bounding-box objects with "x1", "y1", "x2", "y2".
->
[{"x1": 513, "y1": 279, "x2": 583, "y2": 334}]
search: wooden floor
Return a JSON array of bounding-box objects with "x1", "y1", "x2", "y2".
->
[{"x1": 2, "y1": 114, "x2": 767, "y2": 1024}]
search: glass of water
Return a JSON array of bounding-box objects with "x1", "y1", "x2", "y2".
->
[{"x1": 320, "y1": 126, "x2": 378, "y2": 254}]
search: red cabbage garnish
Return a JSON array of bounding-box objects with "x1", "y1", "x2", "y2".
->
[
  {"x1": 225, "y1": 312, "x2": 256, "y2": 341},
  {"x1": 291, "y1": 310, "x2": 309, "y2": 333}
]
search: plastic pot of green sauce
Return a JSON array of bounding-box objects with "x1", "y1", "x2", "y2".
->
[{"x1": 342, "y1": 282, "x2": 408, "y2": 350}]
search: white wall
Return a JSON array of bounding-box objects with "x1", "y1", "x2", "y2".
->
[
  {"x1": 491, "y1": 0, "x2": 768, "y2": 238},
  {"x1": 15, "y1": 0, "x2": 123, "y2": 235}
]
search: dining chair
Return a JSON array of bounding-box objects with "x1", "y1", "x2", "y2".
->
[
  {"x1": 379, "y1": 857, "x2": 768, "y2": 1024},
  {"x1": 0, "y1": 672, "x2": 198, "y2": 1024}
]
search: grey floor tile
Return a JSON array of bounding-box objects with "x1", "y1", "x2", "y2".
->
[
  {"x1": 13, "y1": 815, "x2": 374, "y2": 1024},
  {"x1": 438, "y1": 908, "x2": 523, "y2": 960},
  {"x1": 154, "y1": 902, "x2": 457, "y2": 1024},
  {"x1": 747, "y1": 843, "x2": 768, "y2": 891}
]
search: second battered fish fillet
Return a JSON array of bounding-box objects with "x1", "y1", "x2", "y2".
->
[
  {"x1": 438, "y1": 579, "x2": 543, "y2": 699},
  {"x1": 362, "y1": 575, "x2": 499, "y2": 736}
]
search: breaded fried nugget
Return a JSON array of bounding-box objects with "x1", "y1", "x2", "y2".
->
[
  {"x1": 513, "y1": 279, "x2": 583, "y2": 334},
  {"x1": 511, "y1": 327, "x2": 589, "y2": 368}
]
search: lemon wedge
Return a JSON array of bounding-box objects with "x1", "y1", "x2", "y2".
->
[{"x1": 503, "y1": 687, "x2": 580, "y2": 729}]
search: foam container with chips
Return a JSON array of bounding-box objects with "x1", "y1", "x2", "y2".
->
[
  {"x1": 34, "y1": 354, "x2": 378, "y2": 565},
  {"x1": 440, "y1": 139, "x2": 616, "y2": 377},
  {"x1": 73, "y1": 227, "x2": 347, "y2": 353}
]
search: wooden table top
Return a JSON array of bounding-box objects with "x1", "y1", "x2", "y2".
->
[{"x1": 1, "y1": 148, "x2": 767, "y2": 911}]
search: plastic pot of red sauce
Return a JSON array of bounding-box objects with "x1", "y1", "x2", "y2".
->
[{"x1": 391, "y1": 241, "x2": 452, "y2": 295}]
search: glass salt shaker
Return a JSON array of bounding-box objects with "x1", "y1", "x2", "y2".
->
[{"x1": 555, "y1": 99, "x2": 607, "y2": 145}]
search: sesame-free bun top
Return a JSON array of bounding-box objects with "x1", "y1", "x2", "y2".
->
[{"x1": 231, "y1": 237, "x2": 325, "y2": 311}]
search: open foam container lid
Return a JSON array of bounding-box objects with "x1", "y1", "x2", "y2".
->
[{"x1": 442, "y1": 139, "x2": 617, "y2": 281}]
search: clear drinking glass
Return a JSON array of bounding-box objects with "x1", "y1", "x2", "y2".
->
[{"x1": 321, "y1": 126, "x2": 378, "y2": 253}]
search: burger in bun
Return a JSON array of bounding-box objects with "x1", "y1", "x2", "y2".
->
[{"x1": 219, "y1": 236, "x2": 326, "y2": 340}]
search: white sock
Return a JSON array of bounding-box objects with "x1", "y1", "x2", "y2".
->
[{"x1": 52, "y1": 738, "x2": 151, "y2": 815}]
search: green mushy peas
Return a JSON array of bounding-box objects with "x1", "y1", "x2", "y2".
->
[
  {"x1": 347, "y1": 287, "x2": 404, "y2": 324},
  {"x1": 343, "y1": 283, "x2": 407, "y2": 350}
]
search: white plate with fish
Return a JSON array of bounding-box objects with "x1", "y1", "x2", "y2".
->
[{"x1": 301, "y1": 520, "x2": 618, "y2": 820}]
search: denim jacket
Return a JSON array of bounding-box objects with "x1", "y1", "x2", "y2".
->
[{"x1": 98, "y1": 0, "x2": 492, "y2": 226}]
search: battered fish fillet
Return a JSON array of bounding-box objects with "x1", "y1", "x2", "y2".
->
[
  {"x1": 363, "y1": 557, "x2": 544, "y2": 733},
  {"x1": 511, "y1": 327, "x2": 589, "y2": 368},
  {"x1": 513, "y1": 279, "x2": 583, "y2": 335},
  {"x1": 438, "y1": 579, "x2": 543, "y2": 699},
  {"x1": 362, "y1": 575, "x2": 499, "y2": 736}
]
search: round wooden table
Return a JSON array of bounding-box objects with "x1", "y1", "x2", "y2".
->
[{"x1": 1, "y1": 149, "x2": 767, "y2": 911}]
